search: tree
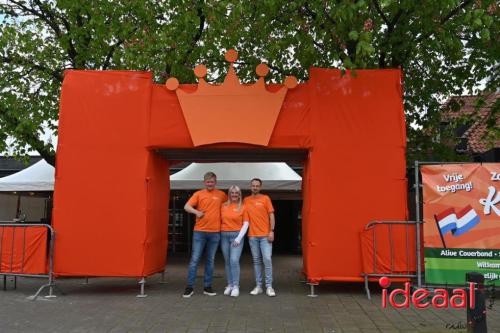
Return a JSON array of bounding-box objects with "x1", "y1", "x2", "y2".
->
[
  {"x1": 1, "y1": 0, "x2": 498, "y2": 166},
  {"x1": 0, "y1": 0, "x2": 224, "y2": 165},
  {"x1": 218, "y1": 0, "x2": 499, "y2": 161}
]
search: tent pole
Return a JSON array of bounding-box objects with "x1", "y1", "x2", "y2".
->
[
  {"x1": 172, "y1": 195, "x2": 176, "y2": 254},
  {"x1": 15, "y1": 194, "x2": 21, "y2": 219}
]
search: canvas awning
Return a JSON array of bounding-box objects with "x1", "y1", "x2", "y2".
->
[
  {"x1": 0, "y1": 159, "x2": 54, "y2": 192},
  {"x1": 0, "y1": 160, "x2": 301, "y2": 192},
  {"x1": 170, "y1": 162, "x2": 302, "y2": 191}
]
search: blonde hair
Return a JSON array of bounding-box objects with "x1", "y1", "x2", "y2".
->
[
  {"x1": 204, "y1": 171, "x2": 217, "y2": 181},
  {"x1": 225, "y1": 185, "x2": 242, "y2": 211}
]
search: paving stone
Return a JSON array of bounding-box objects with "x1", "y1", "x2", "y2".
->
[{"x1": 1, "y1": 254, "x2": 500, "y2": 333}]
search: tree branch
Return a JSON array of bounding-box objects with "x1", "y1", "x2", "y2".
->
[
  {"x1": 372, "y1": 1, "x2": 405, "y2": 68},
  {"x1": 10, "y1": 0, "x2": 63, "y2": 38},
  {"x1": 102, "y1": 40, "x2": 123, "y2": 70},
  {"x1": 389, "y1": 8, "x2": 404, "y2": 26},
  {"x1": 103, "y1": 25, "x2": 141, "y2": 70},
  {"x1": 372, "y1": 0, "x2": 389, "y2": 26},
  {"x1": 32, "y1": 0, "x2": 81, "y2": 67},
  {"x1": 2, "y1": 56, "x2": 63, "y2": 81},
  {"x1": 299, "y1": 3, "x2": 344, "y2": 58},
  {"x1": 0, "y1": 104, "x2": 56, "y2": 166},
  {"x1": 320, "y1": 2, "x2": 337, "y2": 28},
  {"x1": 415, "y1": 0, "x2": 474, "y2": 44},
  {"x1": 181, "y1": 1, "x2": 206, "y2": 67},
  {"x1": 267, "y1": 63, "x2": 292, "y2": 77}
]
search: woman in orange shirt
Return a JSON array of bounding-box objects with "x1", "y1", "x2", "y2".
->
[{"x1": 220, "y1": 185, "x2": 249, "y2": 297}]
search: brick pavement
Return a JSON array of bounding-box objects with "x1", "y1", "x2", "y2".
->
[{"x1": 1, "y1": 253, "x2": 499, "y2": 333}]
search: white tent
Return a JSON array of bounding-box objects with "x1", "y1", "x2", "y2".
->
[
  {"x1": 0, "y1": 160, "x2": 301, "y2": 220},
  {"x1": 170, "y1": 162, "x2": 302, "y2": 191},
  {"x1": 0, "y1": 159, "x2": 54, "y2": 192},
  {"x1": 0, "y1": 160, "x2": 302, "y2": 191},
  {"x1": 0, "y1": 159, "x2": 54, "y2": 221}
]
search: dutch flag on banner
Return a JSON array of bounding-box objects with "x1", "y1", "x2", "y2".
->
[
  {"x1": 453, "y1": 205, "x2": 481, "y2": 236},
  {"x1": 435, "y1": 208, "x2": 458, "y2": 235},
  {"x1": 435, "y1": 205, "x2": 480, "y2": 236}
]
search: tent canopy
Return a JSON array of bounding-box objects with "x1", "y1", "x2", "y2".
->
[
  {"x1": 0, "y1": 159, "x2": 54, "y2": 192},
  {"x1": 170, "y1": 162, "x2": 302, "y2": 191},
  {"x1": 0, "y1": 160, "x2": 301, "y2": 192}
]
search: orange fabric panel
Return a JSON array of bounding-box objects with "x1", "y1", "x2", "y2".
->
[
  {"x1": 360, "y1": 224, "x2": 417, "y2": 275},
  {"x1": 149, "y1": 85, "x2": 193, "y2": 147},
  {"x1": 308, "y1": 68, "x2": 406, "y2": 149},
  {"x1": 142, "y1": 153, "x2": 170, "y2": 276},
  {"x1": 54, "y1": 70, "x2": 154, "y2": 277},
  {"x1": 303, "y1": 68, "x2": 407, "y2": 283},
  {"x1": 0, "y1": 226, "x2": 48, "y2": 274},
  {"x1": 166, "y1": 51, "x2": 298, "y2": 146},
  {"x1": 148, "y1": 84, "x2": 312, "y2": 149},
  {"x1": 175, "y1": 80, "x2": 287, "y2": 145},
  {"x1": 268, "y1": 85, "x2": 312, "y2": 148},
  {"x1": 301, "y1": 158, "x2": 312, "y2": 279}
]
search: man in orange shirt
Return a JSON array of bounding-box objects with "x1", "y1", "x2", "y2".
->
[
  {"x1": 183, "y1": 172, "x2": 227, "y2": 298},
  {"x1": 244, "y1": 178, "x2": 276, "y2": 297}
]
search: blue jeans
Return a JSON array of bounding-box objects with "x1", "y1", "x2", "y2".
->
[
  {"x1": 249, "y1": 236, "x2": 273, "y2": 288},
  {"x1": 220, "y1": 231, "x2": 244, "y2": 287},
  {"x1": 187, "y1": 231, "x2": 220, "y2": 288}
]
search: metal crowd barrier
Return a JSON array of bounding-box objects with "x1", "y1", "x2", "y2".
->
[
  {"x1": 361, "y1": 220, "x2": 420, "y2": 299},
  {"x1": 0, "y1": 222, "x2": 56, "y2": 300}
]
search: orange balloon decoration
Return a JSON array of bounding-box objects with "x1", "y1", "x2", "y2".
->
[{"x1": 165, "y1": 77, "x2": 179, "y2": 91}]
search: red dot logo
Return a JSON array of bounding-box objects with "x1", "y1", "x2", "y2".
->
[{"x1": 379, "y1": 276, "x2": 391, "y2": 288}]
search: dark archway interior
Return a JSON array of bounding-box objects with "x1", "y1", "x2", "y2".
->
[
  {"x1": 161, "y1": 148, "x2": 307, "y2": 256},
  {"x1": 156, "y1": 148, "x2": 308, "y2": 162}
]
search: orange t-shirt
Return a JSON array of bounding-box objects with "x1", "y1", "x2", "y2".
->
[
  {"x1": 187, "y1": 189, "x2": 227, "y2": 232},
  {"x1": 221, "y1": 203, "x2": 249, "y2": 232},
  {"x1": 243, "y1": 194, "x2": 274, "y2": 237}
]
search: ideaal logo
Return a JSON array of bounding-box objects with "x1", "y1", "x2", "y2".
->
[{"x1": 379, "y1": 277, "x2": 475, "y2": 309}]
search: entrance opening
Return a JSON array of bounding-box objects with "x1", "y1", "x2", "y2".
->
[{"x1": 161, "y1": 148, "x2": 307, "y2": 259}]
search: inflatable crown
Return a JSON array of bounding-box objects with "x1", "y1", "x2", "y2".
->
[{"x1": 166, "y1": 49, "x2": 297, "y2": 146}]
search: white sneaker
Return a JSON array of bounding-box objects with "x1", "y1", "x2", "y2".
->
[
  {"x1": 223, "y1": 286, "x2": 233, "y2": 296},
  {"x1": 249, "y1": 286, "x2": 263, "y2": 295},
  {"x1": 230, "y1": 287, "x2": 240, "y2": 297},
  {"x1": 266, "y1": 287, "x2": 276, "y2": 297}
]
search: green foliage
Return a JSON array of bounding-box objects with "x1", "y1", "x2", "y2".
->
[{"x1": 1, "y1": 0, "x2": 498, "y2": 165}]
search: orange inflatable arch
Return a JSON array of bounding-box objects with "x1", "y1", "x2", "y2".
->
[{"x1": 52, "y1": 50, "x2": 407, "y2": 282}]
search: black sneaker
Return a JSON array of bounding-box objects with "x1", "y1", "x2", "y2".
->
[
  {"x1": 182, "y1": 287, "x2": 194, "y2": 298},
  {"x1": 203, "y1": 286, "x2": 216, "y2": 296}
]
